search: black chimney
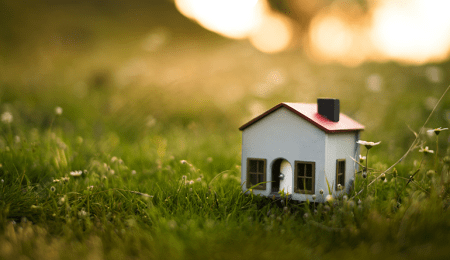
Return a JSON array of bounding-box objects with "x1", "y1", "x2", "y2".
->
[{"x1": 317, "y1": 98, "x2": 340, "y2": 122}]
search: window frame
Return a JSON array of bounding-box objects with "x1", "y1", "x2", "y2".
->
[
  {"x1": 336, "y1": 159, "x2": 346, "y2": 191},
  {"x1": 294, "y1": 161, "x2": 315, "y2": 194},
  {"x1": 246, "y1": 158, "x2": 267, "y2": 190}
]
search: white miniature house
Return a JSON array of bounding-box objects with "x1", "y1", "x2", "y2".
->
[{"x1": 239, "y1": 98, "x2": 364, "y2": 202}]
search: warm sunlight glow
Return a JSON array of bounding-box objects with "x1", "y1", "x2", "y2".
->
[
  {"x1": 174, "y1": 0, "x2": 294, "y2": 53},
  {"x1": 309, "y1": 15, "x2": 353, "y2": 60},
  {"x1": 175, "y1": 0, "x2": 450, "y2": 64},
  {"x1": 175, "y1": 0, "x2": 261, "y2": 39},
  {"x1": 249, "y1": 14, "x2": 293, "y2": 53},
  {"x1": 371, "y1": 0, "x2": 450, "y2": 63}
]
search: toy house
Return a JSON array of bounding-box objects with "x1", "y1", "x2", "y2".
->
[{"x1": 239, "y1": 98, "x2": 364, "y2": 202}]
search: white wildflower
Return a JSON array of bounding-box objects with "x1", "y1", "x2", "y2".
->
[
  {"x1": 55, "y1": 106, "x2": 63, "y2": 115},
  {"x1": 131, "y1": 170, "x2": 137, "y2": 175},
  {"x1": 359, "y1": 154, "x2": 366, "y2": 162},
  {"x1": 111, "y1": 156, "x2": 118, "y2": 163},
  {"x1": 427, "y1": 127, "x2": 448, "y2": 136},
  {"x1": 70, "y1": 170, "x2": 82, "y2": 176},
  {"x1": 188, "y1": 180, "x2": 194, "y2": 185},
  {"x1": 325, "y1": 194, "x2": 333, "y2": 203},
  {"x1": 50, "y1": 186, "x2": 56, "y2": 192},
  {"x1": 1, "y1": 112, "x2": 13, "y2": 124},
  {"x1": 146, "y1": 115, "x2": 157, "y2": 127},
  {"x1": 180, "y1": 160, "x2": 188, "y2": 165},
  {"x1": 319, "y1": 189, "x2": 324, "y2": 195},
  {"x1": 78, "y1": 209, "x2": 87, "y2": 218},
  {"x1": 311, "y1": 195, "x2": 316, "y2": 201},
  {"x1": 419, "y1": 146, "x2": 434, "y2": 154},
  {"x1": 357, "y1": 140, "x2": 381, "y2": 149}
]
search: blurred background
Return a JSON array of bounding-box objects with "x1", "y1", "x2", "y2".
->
[{"x1": 1, "y1": 0, "x2": 450, "y2": 162}]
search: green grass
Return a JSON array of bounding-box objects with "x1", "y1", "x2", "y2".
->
[
  {"x1": 1, "y1": 80, "x2": 450, "y2": 260},
  {"x1": 2, "y1": 19, "x2": 450, "y2": 257}
]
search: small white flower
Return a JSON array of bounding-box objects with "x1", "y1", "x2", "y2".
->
[
  {"x1": 180, "y1": 160, "x2": 188, "y2": 165},
  {"x1": 357, "y1": 140, "x2": 381, "y2": 149},
  {"x1": 188, "y1": 180, "x2": 194, "y2": 185},
  {"x1": 131, "y1": 170, "x2": 137, "y2": 175},
  {"x1": 196, "y1": 177, "x2": 202, "y2": 182},
  {"x1": 14, "y1": 136, "x2": 20, "y2": 143},
  {"x1": 1, "y1": 112, "x2": 13, "y2": 124},
  {"x1": 110, "y1": 170, "x2": 115, "y2": 175},
  {"x1": 337, "y1": 184, "x2": 342, "y2": 190},
  {"x1": 78, "y1": 209, "x2": 87, "y2": 218},
  {"x1": 146, "y1": 115, "x2": 157, "y2": 127},
  {"x1": 87, "y1": 186, "x2": 94, "y2": 190},
  {"x1": 343, "y1": 195, "x2": 348, "y2": 201},
  {"x1": 50, "y1": 186, "x2": 56, "y2": 192},
  {"x1": 419, "y1": 146, "x2": 434, "y2": 154},
  {"x1": 311, "y1": 195, "x2": 316, "y2": 201},
  {"x1": 427, "y1": 127, "x2": 448, "y2": 136},
  {"x1": 55, "y1": 106, "x2": 63, "y2": 115},
  {"x1": 111, "y1": 156, "x2": 118, "y2": 163},
  {"x1": 70, "y1": 170, "x2": 82, "y2": 176},
  {"x1": 325, "y1": 194, "x2": 333, "y2": 203},
  {"x1": 319, "y1": 189, "x2": 324, "y2": 195},
  {"x1": 53, "y1": 179, "x2": 60, "y2": 183},
  {"x1": 359, "y1": 154, "x2": 366, "y2": 161}
]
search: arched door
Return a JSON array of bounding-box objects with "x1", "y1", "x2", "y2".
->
[{"x1": 272, "y1": 158, "x2": 292, "y2": 194}]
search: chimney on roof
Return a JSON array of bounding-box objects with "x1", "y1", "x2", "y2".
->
[{"x1": 317, "y1": 98, "x2": 340, "y2": 122}]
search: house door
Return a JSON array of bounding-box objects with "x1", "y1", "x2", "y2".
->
[
  {"x1": 279, "y1": 160, "x2": 292, "y2": 194},
  {"x1": 271, "y1": 159, "x2": 292, "y2": 194}
]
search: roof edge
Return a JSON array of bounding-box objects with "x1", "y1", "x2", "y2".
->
[{"x1": 239, "y1": 102, "x2": 364, "y2": 133}]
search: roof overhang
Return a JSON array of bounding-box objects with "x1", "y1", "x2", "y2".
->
[{"x1": 239, "y1": 103, "x2": 364, "y2": 133}]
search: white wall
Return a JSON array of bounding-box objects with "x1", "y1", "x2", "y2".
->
[
  {"x1": 324, "y1": 132, "x2": 360, "y2": 197},
  {"x1": 241, "y1": 107, "x2": 326, "y2": 200}
]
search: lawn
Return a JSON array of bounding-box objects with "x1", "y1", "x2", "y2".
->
[{"x1": 1, "y1": 2, "x2": 450, "y2": 259}]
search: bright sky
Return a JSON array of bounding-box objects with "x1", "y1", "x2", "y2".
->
[{"x1": 175, "y1": 0, "x2": 450, "y2": 65}]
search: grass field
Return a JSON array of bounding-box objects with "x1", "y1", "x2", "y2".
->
[{"x1": 2, "y1": 3, "x2": 450, "y2": 259}]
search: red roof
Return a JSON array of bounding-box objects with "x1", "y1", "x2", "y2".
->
[{"x1": 239, "y1": 102, "x2": 364, "y2": 133}]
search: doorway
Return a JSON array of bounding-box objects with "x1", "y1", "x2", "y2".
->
[{"x1": 271, "y1": 158, "x2": 292, "y2": 193}]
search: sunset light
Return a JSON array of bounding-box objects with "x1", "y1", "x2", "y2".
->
[
  {"x1": 371, "y1": 0, "x2": 450, "y2": 63},
  {"x1": 174, "y1": 0, "x2": 261, "y2": 39},
  {"x1": 309, "y1": 15, "x2": 353, "y2": 61},
  {"x1": 175, "y1": 0, "x2": 294, "y2": 53},
  {"x1": 175, "y1": 0, "x2": 450, "y2": 65}
]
